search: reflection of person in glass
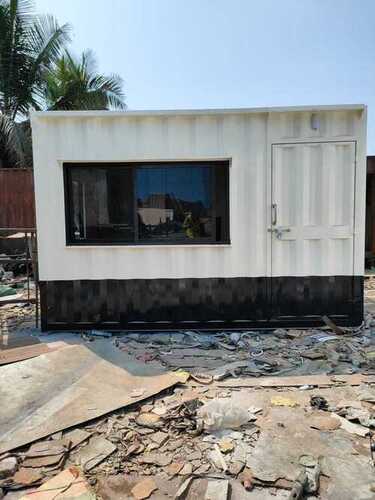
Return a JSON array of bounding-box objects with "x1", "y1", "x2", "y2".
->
[{"x1": 182, "y1": 211, "x2": 201, "y2": 239}]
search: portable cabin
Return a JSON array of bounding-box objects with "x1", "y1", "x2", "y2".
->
[{"x1": 30, "y1": 105, "x2": 367, "y2": 331}]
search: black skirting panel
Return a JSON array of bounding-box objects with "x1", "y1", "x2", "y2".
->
[{"x1": 39, "y1": 276, "x2": 363, "y2": 331}]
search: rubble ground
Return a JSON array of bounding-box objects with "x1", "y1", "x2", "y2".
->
[{"x1": 1, "y1": 277, "x2": 375, "y2": 499}]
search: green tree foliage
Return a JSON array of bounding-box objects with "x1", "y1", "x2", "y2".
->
[
  {"x1": 0, "y1": 0, "x2": 125, "y2": 167},
  {"x1": 45, "y1": 50, "x2": 125, "y2": 111}
]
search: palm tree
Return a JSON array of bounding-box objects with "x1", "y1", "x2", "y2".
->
[
  {"x1": 44, "y1": 50, "x2": 126, "y2": 111},
  {"x1": 0, "y1": 0, "x2": 71, "y2": 167}
]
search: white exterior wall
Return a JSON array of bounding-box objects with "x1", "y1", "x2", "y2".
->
[{"x1": 31, "y1": 105, "x2": 366, "y2": 281}]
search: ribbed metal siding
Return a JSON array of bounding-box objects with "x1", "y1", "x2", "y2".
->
[{"x1": 31, "y1": 109, "x2": 366, "y2": 281}]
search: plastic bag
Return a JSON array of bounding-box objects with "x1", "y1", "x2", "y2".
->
[{"x1": 198, "y1": 398, "x2": 250, "y2": 431}]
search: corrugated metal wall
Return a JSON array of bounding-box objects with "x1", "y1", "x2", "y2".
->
[
  {"x1": 31, "y1": 108, "x2": 366, "y2": 281},
  {"x1": 0, "y1": 169, "x2": 36, "y2": 229}
]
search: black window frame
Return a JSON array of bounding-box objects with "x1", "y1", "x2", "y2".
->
[{"x1": 63, "y1": 161, "x2": 230, "y2": 246}]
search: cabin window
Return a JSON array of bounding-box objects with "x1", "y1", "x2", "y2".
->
[{"x1": 64, "y1": 161, "x2": 230, "y2": 245}]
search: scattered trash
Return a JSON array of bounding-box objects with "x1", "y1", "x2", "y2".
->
[
  {"x1": 288, "y1": 469, "x2": 308, "y2": 499},
  {"x1": 89, "y1": 329, "x2": 112, "y2": 338},
  {"x1": 1, "y1": 276, "x2": 375, "y2": 500},
  {"x1": 310, "y1": 395, "x2": 329, "y2": 411},
  {"x1": 271, "y1": 396, "x2": 299, "y2": 407},
  {"x1": 321, "y1": 315, "x2": 347, "y2": 336},
  {"x1": 198, "y1": 399, "x2": 250, "y2": 430}
]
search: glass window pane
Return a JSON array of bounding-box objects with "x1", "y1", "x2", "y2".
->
[
  {"x1": 136, "y1": 164, "x2": 213, "y2": 242},
  {"x1": 69, "y1": 166, "x2": 134, "y2": 242}
]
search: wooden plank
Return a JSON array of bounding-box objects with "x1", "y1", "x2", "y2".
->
[
  {"x1": 0, "y1": 343, "x2": 51, "y2": 365},
  {"x1": 216, "y1": 374, "x2": 375, "y2": 389}
]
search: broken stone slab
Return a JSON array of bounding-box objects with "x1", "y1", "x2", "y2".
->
[
  {"x1": 131, "y1": 477, "x2": 158, "y2": 500},
  {"x1": 166, "y1": 462, "x2": 184, "y2": 476},
  {"x1": 149, "y1": 431, "x2": 169, "y2": 447},
  {"x1": 0, "y1": 456, "x2": 17, "y2": 479},
  {"x1": 333, "y1": 414, "x2": 370, "y2": 437},
  {"x1": 139, "y1": 453, "x2": 172, "y2": 467},
  {"x1": 23, "y1": 454, "x2": 63, "y2": 468},
  {"x1": 174, "y1": 476, "x2": 194, "y2": 499},
  {"x1": 208, "y1": 445, "x2": 228, "y2": 472},
  {"x1": 97, "y1": 475, "x2": 134, "y2": 500},
  {"x1": 26, "y1": 440, "x2": 69, "y2": 458},
  {"x1": 75, "y1": 436, "x2": 117, "y2": 471},
  {"x1": 309, "y1": 415, "x2": 341, "y2": 431},
  {"x1": 227, "y1": 460, "x2": 244, "y2": 476},
  {"x1": 63, "y1": 429, "x2": 92, "y2": 449},
  {"x1": 13, "y1": 467, "x2": 43, "y2": 486},
  {"x1": 18, "y1": 466, "x2": 94, "y2": 500},
  {"x1": 179, "y1": 462, "x2": 193, "y2": 475},
  {"x1": 205, "y1": 479, "x2": 229, "y2": 500}
]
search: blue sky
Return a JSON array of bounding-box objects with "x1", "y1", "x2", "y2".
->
[{"x1": 35, "y1": 0, "x2": 375, "y2": 152}]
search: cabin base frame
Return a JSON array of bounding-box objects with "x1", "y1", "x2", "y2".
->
[{"x1": 39, "y1": 276, "x2": 363, "y2": 331}]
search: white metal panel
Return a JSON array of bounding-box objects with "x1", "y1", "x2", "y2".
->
[
  {"x1": 271, "y1": 142, "x2": 356, "y2": 277},
  {"x1": 30, "y1": 106, "x2": 366, "y2": 281}
]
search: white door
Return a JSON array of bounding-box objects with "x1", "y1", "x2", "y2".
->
[{"x1": 270, "y1": 142, "x2": 356, "y2": 278}]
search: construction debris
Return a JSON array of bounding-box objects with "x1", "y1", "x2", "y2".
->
[
  {"x1": 19, "y1": 466, "x2": 94, "y2": 500},
  {"x1": 76, "y1": 436, "x2": 117, "y2": 472},
  {"x1": 131, "y1": 477, "x2": 158, "y2": 499},
  {"x1": 0, "y1": 344, "x2": 182, "y2": 453},
  {"x1": 1, "y1": 276, "x2": 375, "y2": 498},
  {"x1": 205, "y1": 479, "x2": 229, "y2": 500}
]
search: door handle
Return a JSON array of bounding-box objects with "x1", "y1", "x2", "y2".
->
[
  {"x1": 271, "y1": 203, "x2": 277, "y2": 225},
  {"x1": 268, "y1": 227, "x2": 291, "y2": 239}
]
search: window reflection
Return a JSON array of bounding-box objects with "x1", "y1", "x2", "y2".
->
[
  {"x1": 136, "y1": 165, "x2": 212, "y2": 241},
  {"x1": 65, "y1": 162, "x2": 229, "y2": 245},
  {"x1": 70, "y1": 167, "x2": 134, "y2": 242}
]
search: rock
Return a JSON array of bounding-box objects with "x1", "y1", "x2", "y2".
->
[
  {"x1": 0, "y1": 456, "x2": 17, "y2": 479},
  {"x1": 131, "y1": 477, "x2": 158, "y2": 499}
]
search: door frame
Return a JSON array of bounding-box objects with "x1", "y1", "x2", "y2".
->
[{"x1": 267, "y1": 139, "x2": 357, "y2": 320}]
